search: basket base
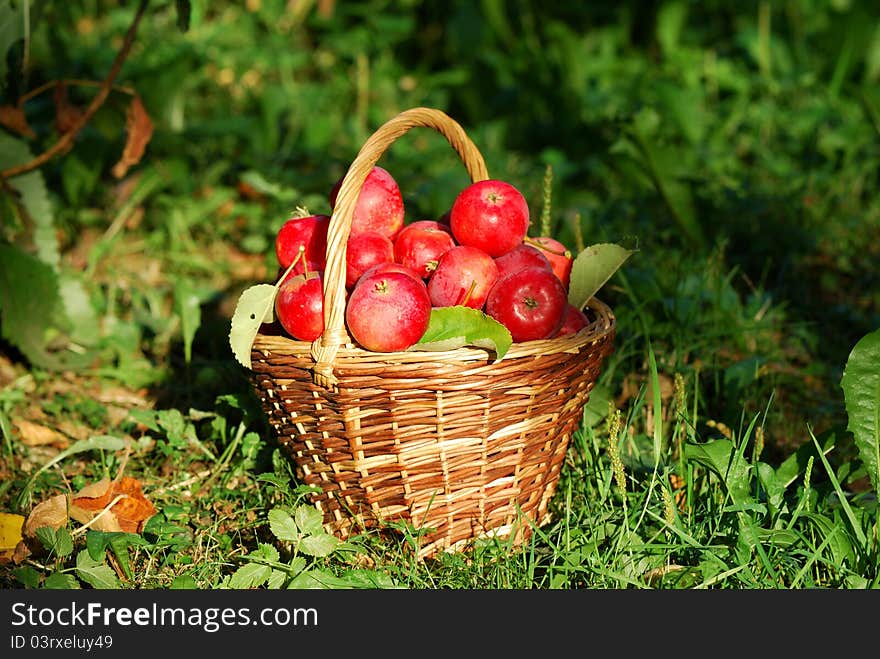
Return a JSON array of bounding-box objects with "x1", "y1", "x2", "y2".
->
[{"x1": 250, "y1": 298, "x2": 616, "y2": 560}]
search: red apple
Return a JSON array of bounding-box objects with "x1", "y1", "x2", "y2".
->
[
  {"x1": 345, "y1": 230, "x2": 394, "y2": 289},
  {"x1": 485, "y1": 266, "x2": 568, "y2": 342},
  {"x1": 494, "y1": 243, "x2": 552, "y2": 281},
  {"x1": 554, "y1": 303, "x2": 590, "y2": 337},
  {"x1": 358, "y1": 262, "x2": 423, "y2": 286},
  {"x1": 525, "y1": 236, "x2": 573, "y2": 290},
  {"x1": 274, "y1": 214, "x2": 330, "y2": 274},
  {"x1": 427, "y1": 245, "x2": 499, "y2": 309},
  {"x1": 393, "y1": 220, "x2": 456, "y2": 278},
  {"x1": 330, "y1": 165, "x2": 404, "y2": 240},
  {"x1": 449, "y1": 179, "x2": 530, "y2": 257},
  {"x1": 275, "y1": 271, "x2": 325, "y2": 342},
  {"x1": 345, "y1": 271, "x2": 431, "y2": 352}
]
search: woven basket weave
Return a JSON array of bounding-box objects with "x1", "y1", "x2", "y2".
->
[{"x1": 249, "y1": 107, "x2": 616, "y2": 559}]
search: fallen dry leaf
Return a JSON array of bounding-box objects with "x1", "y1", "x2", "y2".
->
[
  {"x1": 0, "y1": 104, "x2": 36, "y2": 139},
  {"x1": 23, "y1": 494, "x2": 69, "y2": 537},
  {"x1": 70, "y1": 476, "x2": 156, "y2": 533},
  {"x1": 13, "y1": 418, "x2": 71, "y2": 449},
  {"x1": 112, "y1": 95, "x2": 153, "y2": 179}
]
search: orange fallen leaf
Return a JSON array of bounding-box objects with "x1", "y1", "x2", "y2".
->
[
  {"x1": 0, "y1": 104, "x2": 36, "y2": 139},
  {"x1": 111, "y1": 95, "x2": 153, "y2": 179},
  {"x1": 70, "y1": 476, "x2": 156, "y2": 533}
]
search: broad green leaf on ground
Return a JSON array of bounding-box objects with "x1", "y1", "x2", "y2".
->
[
  {"x1": 567, "y1": 243, "x2": 634, "y2": 311},
  {"x1": 411, "y1": 306, "x2": 512, "y2": 360},
  {"x1": 840, "y1": 328, "x2": 880, "y2": 492},
  {"x1": 86, "y1": 531, "x2": 148, "y2": 581},
  {"x1": 35, "y1": 526, "x2": 74, "y2": 558},
  {"x1": 0, "y1": 134, "x2": 58, "y2": 266},
  {"x1": 683, "y1": 438, "x2": 751, "y2": 507},
  {"x1": 0, "y1": 244, "x2": 91, "y2": 371},
  {"x1": 75, "y1": 549, "x2": 120, "y2": 589},
  {"x1": 44, "y1": 572, "x2": 80, "y2": 589},
  {"x1": 228, "y1": 544, "x2": 278, "y2": 589},
  {"x1": 229, "y1": 283, "x2": 279, "y2": 369}
]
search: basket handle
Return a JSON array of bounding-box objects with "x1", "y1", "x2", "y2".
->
[{"x1": 311, "y1": 107, "x2": 489, "y2": 388}]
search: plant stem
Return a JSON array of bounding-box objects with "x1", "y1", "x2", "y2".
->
[{"x1": 1, "y1": 0, "x2": 151, "y2": 181}]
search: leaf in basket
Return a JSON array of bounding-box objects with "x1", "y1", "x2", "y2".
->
[
  {"x1": 411, "y1": 306, "x2": 512, "y2": 360},
  {"x1": 228, "y1": 283, "x2": 278, "y2": 369},
  {"x1": 567, "y1": 243, "x2": 635, "y2": 311}
]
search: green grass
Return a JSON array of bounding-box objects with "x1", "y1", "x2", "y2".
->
[{"x1": 1, "y1": 0, "x2": 878, "y2": 589}]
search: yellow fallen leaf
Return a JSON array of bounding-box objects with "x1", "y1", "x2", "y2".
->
[{"x1": 0, "y1": 513, "x2": 25, "y2": 561}]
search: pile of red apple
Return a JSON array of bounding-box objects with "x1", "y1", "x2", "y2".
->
[{"x1": 273, "y1": 166, "x2": 589, "y2": 353}]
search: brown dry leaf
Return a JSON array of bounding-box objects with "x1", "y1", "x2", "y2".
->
[
  {"x1": 53, "y1": 82, "x2": 84, "y2": 135},
  {"x1": 111, "y1": 95, "x2": 153, "y2": 179},
  {"x1": 70, "y1": 476, "x2": 157, "y2": 533},
  {"x1": 13, "y1": 418, "x2": 71, "y2": 449},
  {"x1": 23, "y1": 494, "x2": 70, "y2": 537},
  {"x1": 0, "y1": 104, "x2": 36, "y2": 139}
]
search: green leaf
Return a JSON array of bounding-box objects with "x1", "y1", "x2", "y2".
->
[
  {"x1": 293, "y1": 504, "x2": 324, "y2": 535},
  {"x1": 840, "y1": 328, "x2": 880, "y2": 492},
  {"x1": 35, "y1": 526, "x2": 73, "y2": 558},
  {"x1": 12, "y1": 565, "x2": 41, "y2": 588},
  {"x1": 0, "y1": 244, "x2": 91, "y2": 371},
  {"x1": 253, "y1": 542, "x2": 280, "y2": 563},
  {"x1": 0, "y1": 1, "x2": 25, "y2": 94},
  {"x1": 288, "y1": 568, "x2": 334, "y2": 589},
  {"x1": 44, "y1": 572, "x2": 80, "y2": 589},
  {"x1": 170, "y1": 574, "x2": 198, "y2": 589},
  {"x1": 229, "y1": 562, "x2": 272, "y2": 589},
  {"x1": 300, "y1": 532, "x2": 339, "y2": 557},
  {"x1": 174, "y1": 279, "x2": 203, "y2": 364},
  {"x1": 229, "y1": 283, "x2": 280, "y2": 369},
  {"x1": 266, "y1": 569, "x2": 288, "y2": 589},
  {"x1": 85, "y1": 531, "x2": 147, "y2": 581},
  {"x1": 411, "y1": 306, "x2": 512, "y2": 359},
  {"x1": 0, "y1": 134, "x2": 58, "y2": 267},
  {"x1": 683, "y1": 438, "x2": 752, "y2": 507},
  {"x1": 58, "y1": 275, "x2": 101, "y2": 348},
  {"x1": 75, "y1": 550, "x2": 120, "y2": 589},
  {"x1": 268, "y1": 508, "x2": 301, "y2": 543},
  {"x1": 567, "y1": 243, "x2": 634, "y2": 311}
]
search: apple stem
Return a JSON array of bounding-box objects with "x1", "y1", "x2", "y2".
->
[
  {"x1": 276, "y1": 245, "x2": 306, "y2": 285},
  {"x1": 460, "y1": 279, "x2": 478, "y2": 307},
  {"x1": 524, "y1": 236, "x2": 569, "y2": 257}
]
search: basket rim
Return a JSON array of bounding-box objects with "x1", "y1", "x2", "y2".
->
[{"x1": 253, "y1": 296, "x2": 615, "y2": 366}]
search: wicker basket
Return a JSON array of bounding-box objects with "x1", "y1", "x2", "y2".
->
[{"x1": 249, "y1": 107, "x2": 616, "y2": 559}]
